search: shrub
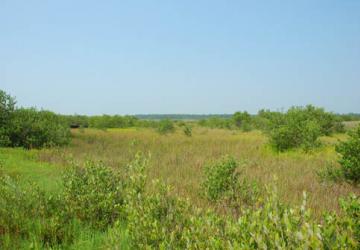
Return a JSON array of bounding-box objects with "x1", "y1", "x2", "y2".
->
[
  {"x1": 8, "y1": 108, "x2": 71, "y2": 149},
  {"x1": 62, "y1": 160, "x2": 125, "y2": 229},
  {"x1": 0, "y1": 175, "x2": 76, "y2": 248},
  {"x1": 156, "y1": 119, "x2": 175, "y2": 134},
  {"x1": 267, "y1": 106, "x2": 337, "y2": 151},
  {"x1": 183, "y1": 124, "x2": 192, "y2": 137},
  {"x1": 126, "y1": 181, "x2": 194, "y2": 249},
  {"x1": 233, "y1": 111, "x2": 252, "y2": 131},
  {"x1": 336, "y1": 126, "x2": 360, "y2": 183},
  {"x1": 0, "y1": 89, "x2": 71, "y2": 149},
  {"x1": 202, "y1": 156, "x2": 259, "y2": 212}
]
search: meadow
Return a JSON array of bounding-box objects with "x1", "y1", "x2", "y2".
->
[
  {"x1": 1, "y1": 91, "x2": 359, "y2": 249},
  {"x1": 37, "y1": 127, "x2": 359, "y2": 216}
]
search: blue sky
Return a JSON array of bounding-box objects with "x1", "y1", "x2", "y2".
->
[{"x1": 0, "y1": 0, "x2": 359, "y2": 115}]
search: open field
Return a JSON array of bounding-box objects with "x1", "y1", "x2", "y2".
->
[
  {"x1": 2, "y1": 125, "x2": 360, "y2": 249},
  {"x1": 35, "y1": 127, "x2": 359, "y2": 217}
]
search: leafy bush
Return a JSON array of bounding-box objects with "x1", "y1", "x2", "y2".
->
[
  {"x1": 0, "y1": 175, "x2": 77, "y2": 248},
  {"x1": 202, "y1": 156, "x2": 259, "y2": 212},
  {"x1": 233, "y1": 111, "x2": 252, "y2": 131},
  {"x1": 0, "y1": 89, "x2": 71, "y2": 149},
  {"x1": 8, "y1": 108, "x2": 71, "y2": 149},
  {"x1": 336, "y1": 126, "x2": 360, "y2": 183},
  {"x1": 267, "y1": 105, "x2": 341, "y2": 151},
  {"x1": 62, "y1": 160, "x2": 125, "y2": 229},
  {"x1": 183, "y1": 124, "x2": 192, "y2": 137},
  {"x1": 126, "y1": 181, "x2": 194, "y2": 249},
  {"x1": 156, "y1": 119, "x2": 175, "y2": 134}
]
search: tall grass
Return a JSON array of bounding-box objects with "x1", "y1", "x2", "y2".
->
[{"x1": 38, "y1": 127, "x2": 359, "y2": 216}]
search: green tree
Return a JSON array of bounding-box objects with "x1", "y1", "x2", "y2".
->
[
  {"x1": 0, "y1": 90, "x2": 16, "y2": 146},
  {"x1": 233, "y1": 111, "x2": 252, "y2": 131}
]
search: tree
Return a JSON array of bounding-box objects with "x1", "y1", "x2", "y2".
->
[
  {"x1": 233, "y1": 111, "x2": 252, "y2": 131},
  {"x1": 0, "y1": 90, "x2": 16, "y2": 146}
]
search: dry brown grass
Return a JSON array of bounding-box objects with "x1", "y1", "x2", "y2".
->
[{"x1": 38, "y1": 127, "x2": 359, "y2": 217}]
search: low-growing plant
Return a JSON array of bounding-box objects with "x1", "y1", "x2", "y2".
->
[
  {"x1": 317, "y1": 163, "x2": 344, "y2": 183},
  {"x1": 202, "y1": 156, "x2": 259, "y2": 213},
  {"x1": 62, "y1": 160, "x2": 125, "y2": 229}
]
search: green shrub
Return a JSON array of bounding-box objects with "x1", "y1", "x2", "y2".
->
[
  {"x1": 268, "y1": 105, "x2": 338, "y2": 151},
  {"x1": 202, "y1": 156, "x2": 259, "y2": 212},
  {"x1": 8, "y1": 108, "x2": 71, "y2": 149},
  {"x1": 233, "y1": 111, "x2": 252, "y2": 131},
  {"x1": 336, "y1": 126, "x2": 360, "y2": 183},
  {"x1": 183, "y1": 124, "x2": 192, "y2": 137},
  {"x1": 62, "y1": 160, "x2": 125, "y2": 229},
  {"x1": 156, "y1": 119, "x2": 175, "y2": 134},
  {"x1": 0, "y1": 89, "x2": 71, "y2": 149},
  {"x1": 0, "y1": 175, "x2": 77, "y2": 248},
  {"x1": 126, "y1": 181, "x2": 194, "y2": 249}
]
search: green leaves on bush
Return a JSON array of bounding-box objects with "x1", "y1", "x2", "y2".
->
[
  {"x1": 62, "y1": 160, "x2": 125, "y2": 229},
  {"x1": 336, "y1": 126, "x2": 360, "y2": 183},
  {"x1": 0, "y1": 89, "x2": 71, "y2": 149},
  {"x1": 156, "y1": 119, "x2": 175, "y2": 134},
  {"x1": 9, "y1": 108, "x2": 71, "y2": 149},
  {"x1": 183, "y1": 124, "x2": 192, "y2": 137},
  {"x1": 233, "y1": 111, "x2": 252, "y2": 131},
  {"x1": 268, "y1": 105, "x2": 343, "y2": 151},
  {"x1": 202, "y1": 156, "x2": 259, "y2": 212}
]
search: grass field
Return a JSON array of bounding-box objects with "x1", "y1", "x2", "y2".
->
[
  {"x1": 33, "y1": 127, "x2": 359, "y2": 217},
  {"x1": 1, "y1": 126, "x2": 360, "y2": 248}
]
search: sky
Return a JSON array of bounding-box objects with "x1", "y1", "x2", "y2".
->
[{"x1": 0, "y1": 0, "x2": 359, "y2": 115}]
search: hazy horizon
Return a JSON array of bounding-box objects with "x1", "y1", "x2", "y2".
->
[{"x1": 1, "y1": 1, "x2": 359, "y2": 115}]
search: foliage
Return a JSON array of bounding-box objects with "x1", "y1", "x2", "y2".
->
[
  {"x1": 156, "y1": 119, "x2": 175, "y2": 134},
  {"x1": 267, "y1": 105, "x2": 342, "y2": 151},
  {"x1": 1, "y1": 152, "x2": 360, "y2": 249},
  {"x1": 202, "y1": 156, "x2": 259, "y2": 212},
  {"x1": 317, "y1": 163, "x2": 344, "y2": 183},
  {"x1": 62, "y1": 160, "x2": 125, "y2": 229},
  {"x1": 198, "y1": 117, "x2": 233, "y2": 129},
  {"x1": 0, "y1": 90, "x2": 16, "y2": 146},
  {"x1": 233, "y1": 111, "x2": 252, "y2": 131},
  {"x1": 336, "y1": 126, "x2": 360, "y2": 183},
  {"x1": 0, "y1": 89, "x2": 71, "y2": 149},
  {"x1": 183, "y1": 124, "x2": 192, "y2": 137},
  {"x1": 8, "y1": 108, "x2": 71, "y2": 149}
]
